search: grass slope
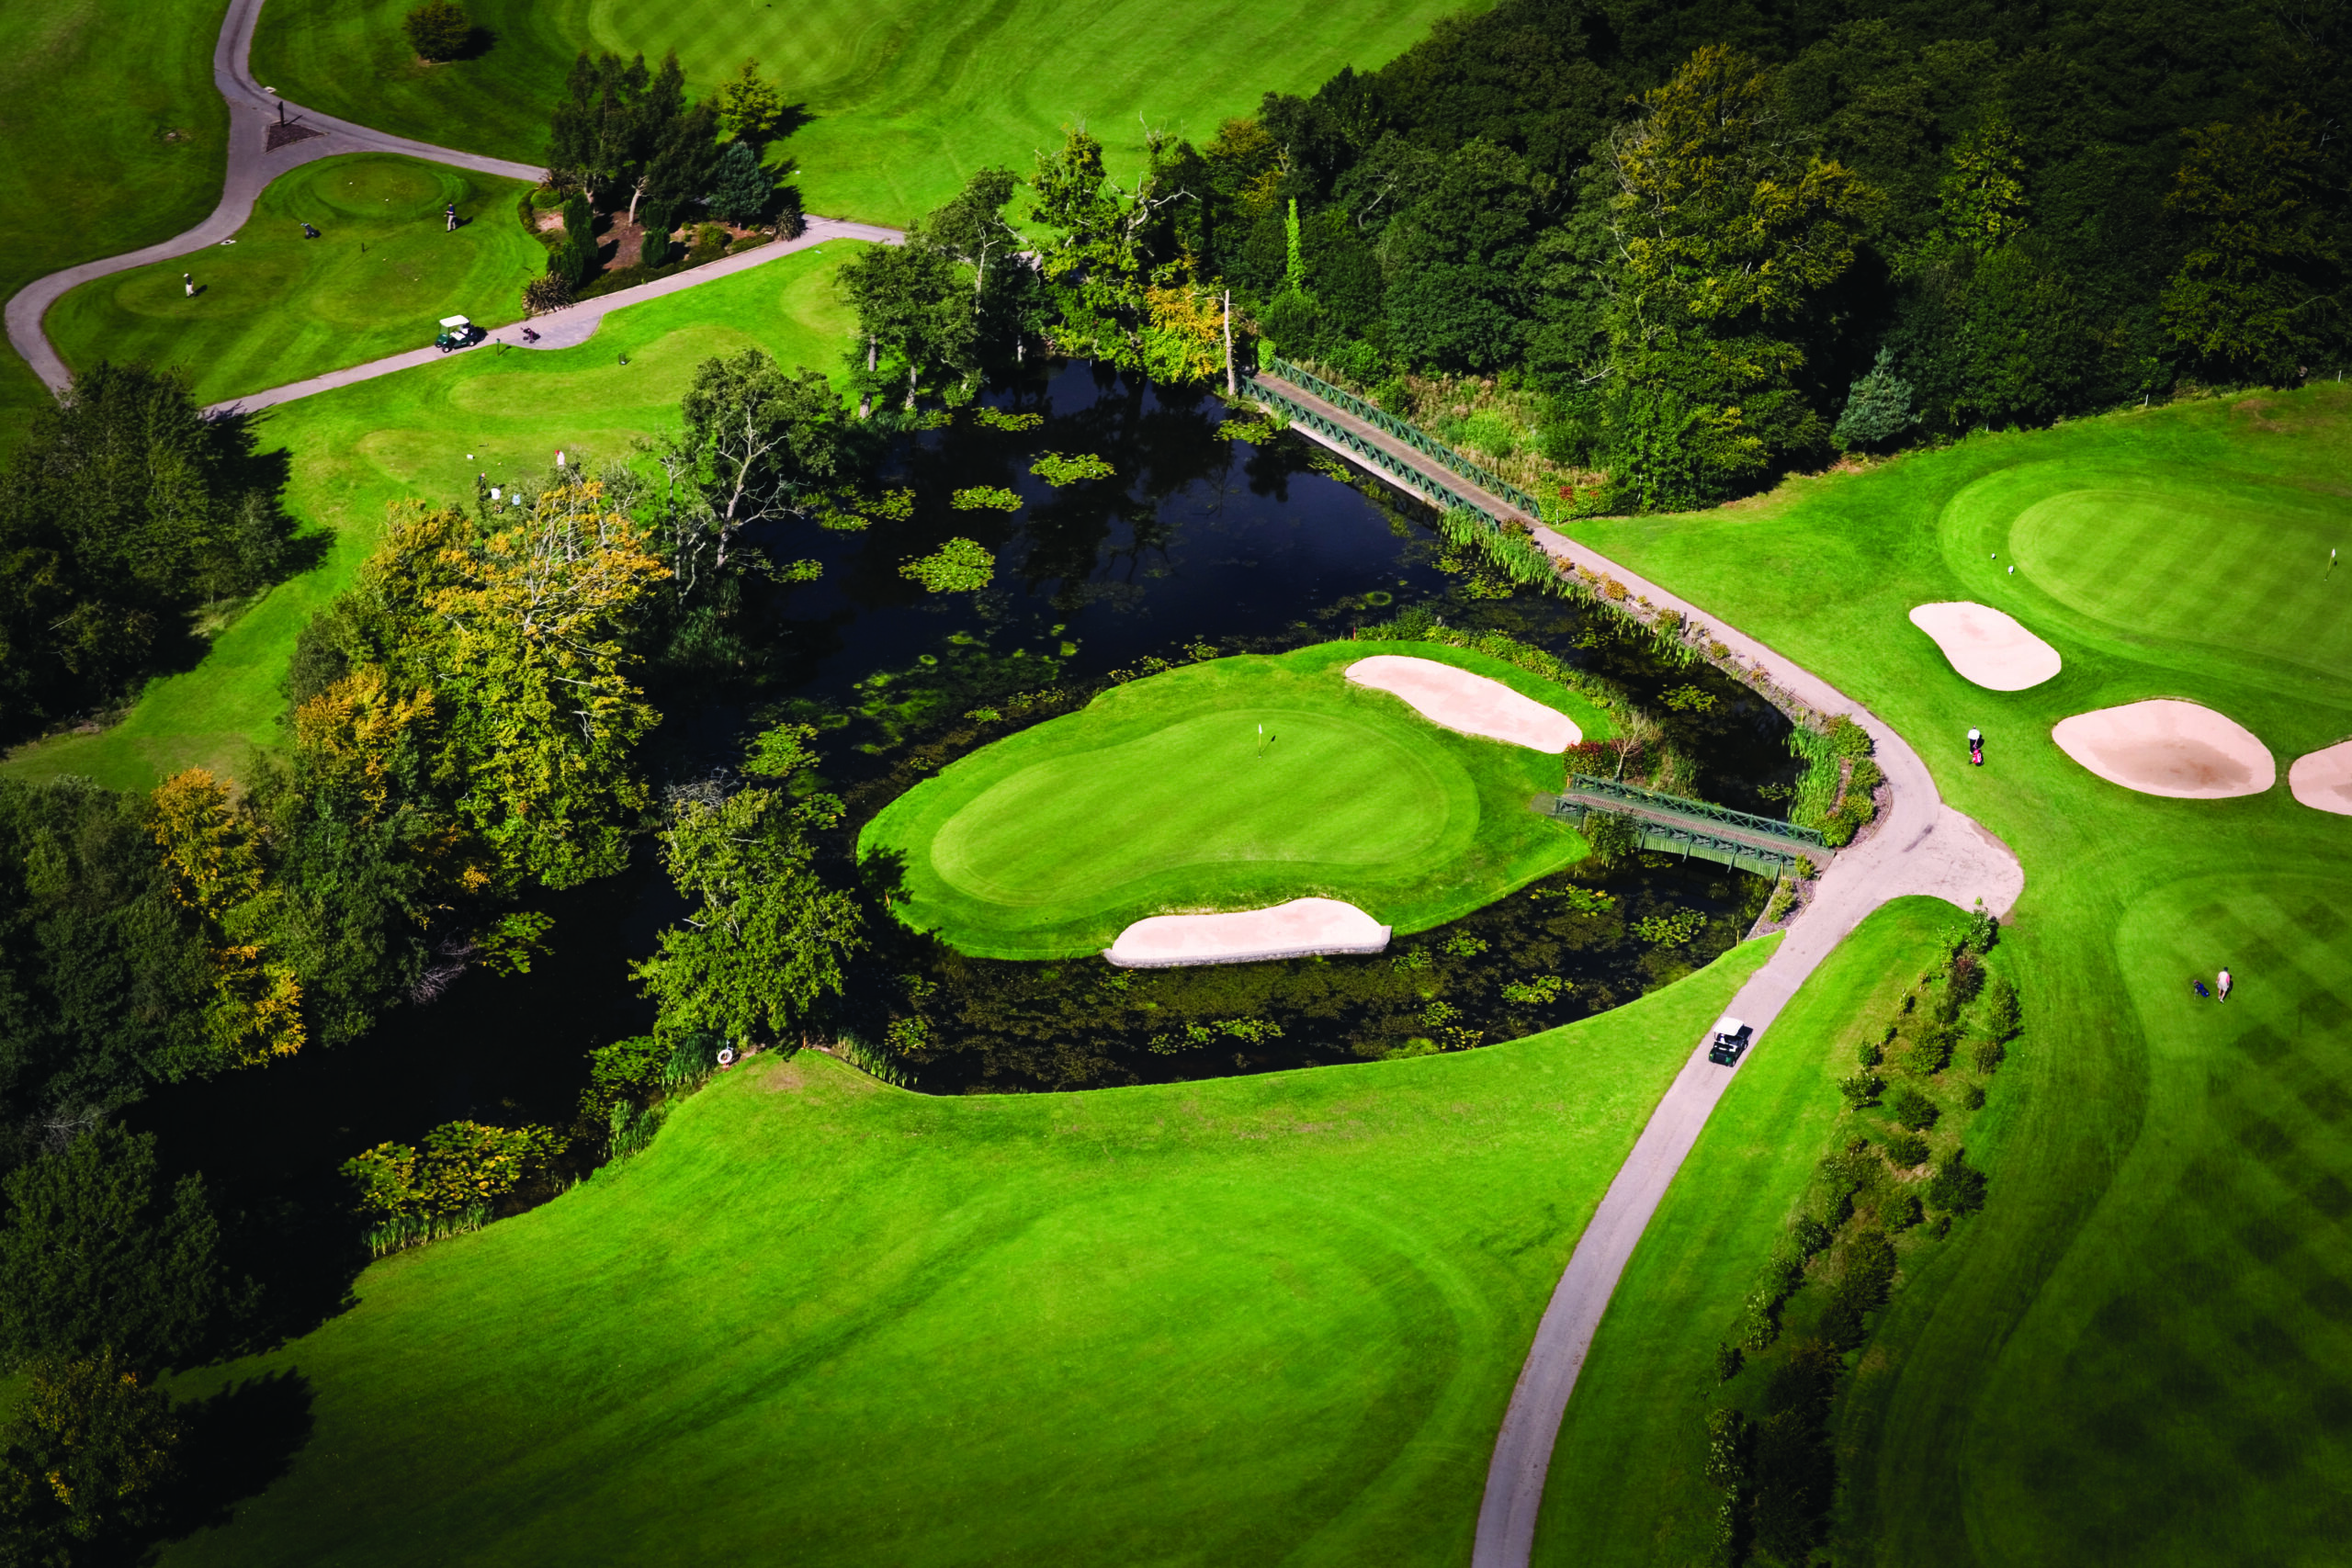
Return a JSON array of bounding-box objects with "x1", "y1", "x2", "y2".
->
[
  {"x1": 1535, "y1": 897, "x2": 1962, "y2": 1563},
  {"x1": 1535, "y1": 388, "x2": 2352, "y2": 1564},
  {"x1": 248, "y1": 0, "x2": 1464, "y2": 225},
  {"x1": 861, "y1": 640, "x2": 1610, "y2": 958},
  {"x1": 48, "y1": 154, "x2": 544, "y2": 407},
  {"x1": 0, "y1": 0, "x2": 228, "y2": 450},
  {"x1": 160, "y1": 936, "x2": 1775, "y2": 1567},
  {"x1": 4, "y1": 242, "x2": 867, "y2": 792}
]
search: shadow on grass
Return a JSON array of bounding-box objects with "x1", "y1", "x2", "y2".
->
[{"x1": 148, "y1": 1369, "x2": 316, "y2": 1553}]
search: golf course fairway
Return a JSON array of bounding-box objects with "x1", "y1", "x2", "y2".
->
[
  {"x1": 860, "y1": 641, "x2": 1611, "y2": 960},
  {"x1": 154, "y1": 937, "x2": 1776, "y2": 1567}
]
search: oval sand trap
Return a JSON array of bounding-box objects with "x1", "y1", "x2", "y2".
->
[
  {"x1": 2052, "y1": 700, "x2": 2275, "y2": 799},
  {"x1": 1346, "y1": 655, "x2": 1579, "y2": 751},
  {"x1": 2289, "y1": 740, "x2": 2352, "y2": 816},
  {"x1": 1104, "y1": 897, "x2": 1392, "y2": 967},
  {"x1": 1908, "y1": 602, "x2": 2062, "y2": 691}
]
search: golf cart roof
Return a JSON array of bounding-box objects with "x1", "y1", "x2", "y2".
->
[
  {"x1": 438, "y1": 315, "x2": 471, "y2": 329},
  {"x1": 1713, "y1": 1016, "x2": 1748, "y2": 1039}
]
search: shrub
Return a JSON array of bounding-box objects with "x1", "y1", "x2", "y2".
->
[
  {"x1": 0, "y1": 1351, "x2": 182, "y2": 1554},
  {"x1": 1982, "y1": 975, "x2": 2021, "y2": 1041},
  {"x1": 402, "y1": 0, "x2": 470, "y2": 60},
  {"x1": 1583, "y1": 811, "x2": 1643, "y2": 866},
  {"x1": 638, "y1": 219, "x2": 673, "y2": 271},
  {"x1": 578, "y1": 1034, "x2": 664, "y2": 1127},
  {"x1": 1832, "y1": 347, "x2": 1917, "y2": 450},
  {"x1": 1837, "y1": 1071, "x2": 1883, "y2": 1110},
  {"x1": 0, "y1": 1126, "x2": 225, "y2": 1372},
  {"x1": 1856, "y1": 1035, "x2": 1883, "y2": 1068},
  {"x1": 343, "y1": 1120, "x2": 566, "y2": 1253},
  {"x1": 1962, "y1": 1082, "x2": 1987, "y2": 1111},
  {"x1": 1971, "y1": 1037, "x2": 2008, "y2": 1075},
  {"x1": 523, "y1": 271, "x2": 573, "y2": 316},
  {"x1": 1910, "y1": 1021, "x2": 1957, "y2": 1074},
  {"x1": 1890, "y1": 1084, "x2": 1939, "y2": 1131},
  {"x1": 1928, "y1": 1148, "x2": 1988, "y2": 1214},
  {"x1": 1883, "y1": 1129, "x2": 1931, "y2": 1168},
  {"x1": 1714, "y1": 1344, "x2": 1745, "y2": 1384},
  {"x1": 1792, "y1": 1214, "x2": 1832, "y2": 1258},
  {"x1": 1890, "y1": 1191, "x2": 1924, "y2": 1229}
]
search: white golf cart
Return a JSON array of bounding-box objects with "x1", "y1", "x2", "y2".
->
[
  {"x1": 434, "y1": 314, "x2": 482, "y2": 353},
  {"x1": 1707, "y1": 1015, "x2": 1753, "y2": 1066}
]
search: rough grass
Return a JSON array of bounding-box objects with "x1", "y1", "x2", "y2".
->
[
  {"x1": 0, "y1": 0, "x2": 229, "y2": 453},
  {"x1": 48, "y1": 154, "x2": 545, "y2": 407},
  {"x1": 247, "y1": 0, "x2": 1462, "y2": 225},
  {"x1": 157, "y1": 936, "x2": 1776, "y2": 1567},
  {"x1": 2, "y1": 243, "x2": 868, "y2": 792},
  {"x1": 859, "y1": 640, "x2": 1609, "y2": 959},
  {"x1": 1532, "y1": 387, "x2": 2352, "y2": 1565}
]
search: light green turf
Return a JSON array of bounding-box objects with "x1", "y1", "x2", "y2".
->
[
  {"x1": 48, "y1": 154, "x2": 544, "y2": 407},
  {"x1": 1535, "y1": 897, "x2": 1962, "y2": 1563},
  {"x1": 3, "y1": 243, "x2": 868, "y2": 792},
  {"x1": 157, "y1": 934, "x2": 1775, "y2": 1567},
  {"x1": 0, "y1": 0, "x2": 229, "y2": 450},
  {"x1": 1534, "y1": 388, "x2": 2352, "y2": 1565},
  {"x1": 859, "y1": 640, "x2": 1611, "y2": 959},
  {"x1": 248, "y1": 0, "x2": 1466, "y2": 226}
]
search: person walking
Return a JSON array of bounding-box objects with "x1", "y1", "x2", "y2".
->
[
  {"x1": 2218, "y1": 967, "x2": 2233, "y2": 1002},
  {"x1": 1967, "y1": 727, "x2": 1984, "y2": 767},
  {"x1": 446, "y1": 202, "x2": 458, "y2": 232},
  {"x1": 182, "y1": 272, "x2": 194, "y2": 298}
]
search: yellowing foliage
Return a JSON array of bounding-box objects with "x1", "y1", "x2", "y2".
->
[
  {"x1": 292, "y1": 667, "x2": 436, "y2": 823},
  {"x1": 149, "y1": 768, "x2": 305, "y2": 1065}
]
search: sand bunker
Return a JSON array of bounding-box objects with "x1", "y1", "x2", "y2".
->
[
  {"x1": 1346, "y1": 655, "x2": 1579, "y2": 752},
  {"x1": 1103, "y1": 897, "x2": 1392, "y2": 967},
  {"x1": 2289, "y1": 740, "x2": 2352, "y2": 816},
  {"x1": 1908, "y1": 602, "x2": 2063, "y2": 691},
  {"x1": 2052, "y1": 700, "x2": 2275, "y2": 799}
]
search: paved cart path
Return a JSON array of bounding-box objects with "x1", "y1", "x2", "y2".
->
[
  {"x1": 5, "y1": 0, "x2": 903, "y2": 409},
  {"x1": 1250, "y1": 375, "x2": 2024, "y2": 1567}
]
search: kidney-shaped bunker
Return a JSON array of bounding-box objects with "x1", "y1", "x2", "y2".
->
[
  {"x1": 2052, "y1": 699, "x2": 2274, "y2": 799},
  {"x1": 1908, "y1": 602, "x2": 2063, "y2": 691}
]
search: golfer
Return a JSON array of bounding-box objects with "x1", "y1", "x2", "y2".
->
[
  {"x1": 2218, "y1": 967, "x2": 2233, "y2": 1002},
  {"x1": 446, "y1": 202, "x2": 458, "y2": 231},
  {"x1": 182, "y1": 272, "x2": 194, "y2": 298}
]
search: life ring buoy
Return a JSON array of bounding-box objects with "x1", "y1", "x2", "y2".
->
[{"x1": 716, "y1": 1045, "x2": 738, "y2": 1067}]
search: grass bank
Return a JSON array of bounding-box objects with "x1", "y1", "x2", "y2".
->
[
  {"x1": 1535, "y1": 387, "x2": 2352, "y2": 1564},
  {"x1": 159, "y1": 936, "x2": 1773, "y2": 1566},
  {"x1": 862, "y1": 640, "x2": 1611, "y2": 958},
  {"x1": 4, "y1": 241, "x2": 867, "y2": 792},
  {"x1": 49, "y1": 154, "x2": 544, "y2": 408},
  {"x1": 0, "y1": 0, "x2": 229, "y2": 450},
  {"x1": 248, "y1": 0, "x2": 1460, "y2": 225}
]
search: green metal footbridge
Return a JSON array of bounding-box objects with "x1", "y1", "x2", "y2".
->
[{"x1": 1536, "y1": 774, "x2": 1827, "y2": 877}]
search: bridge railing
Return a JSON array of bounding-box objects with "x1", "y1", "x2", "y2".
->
[
  {"x1": 1564, "y1": 773, "x2": 1828, "y2": 849},
  {"x1": 1250, "y1": 356, "x2": 1546, "y2": 519},
  {"x1": 1243, "y1": 379, "x2": 1519, "y2": 526}
]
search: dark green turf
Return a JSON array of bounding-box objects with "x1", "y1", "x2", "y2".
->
[
  {"x1": 48, "y1": 154, "x2": 544, "y2": 407},
  {"x1": 859, "y1": 640, "x2": 1610, "y2": 959}
]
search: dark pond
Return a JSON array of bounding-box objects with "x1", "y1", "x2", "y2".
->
[{"x1": 137, "y1": 360, "x2": 1800, "y2": 1202}]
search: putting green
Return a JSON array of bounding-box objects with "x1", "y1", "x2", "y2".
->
[
  {"x1": 1943, "y1": 460, "x2": 2352, "y2": 686},
  {"x1": 861, "y1": 640, "x2": 1606, "y2": 959},
  {"x1": 47, "y1": 153, "x2": 543, "y2": 407}
]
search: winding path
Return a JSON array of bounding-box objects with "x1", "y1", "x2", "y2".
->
[
  {"x1": 3, "y1": 0, "x2": 903, "y2": 413},
  {"x1": 1257, "y1": 379, "x2": 2024, "y2": 1567}
]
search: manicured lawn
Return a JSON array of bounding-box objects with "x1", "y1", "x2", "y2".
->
[
  {"x1": 860, "y1": 640, "x2": 1610, "y2": 958},
  {"x1": 248, "y1": 0, "x2": 1459, "y2": 225},
  {"x1": 3, "y1": 242, "x2": 868, "y2": 792},
  {"x1": 48, "y1": 154, "x2": 544, "y2": 407},
  {"x1": 1533, "y1": 389, "x2": 2352, "y2": 1564},
  {"x1": 159, "y1": 937, "x2": 1776, "y2": 1567},
  {"x1": 1534, "y1": 897, "x2": 1963, "y2": 1563},
  {"x1": 0, "y1": 0, "x2": 228, "y2": 451}
]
